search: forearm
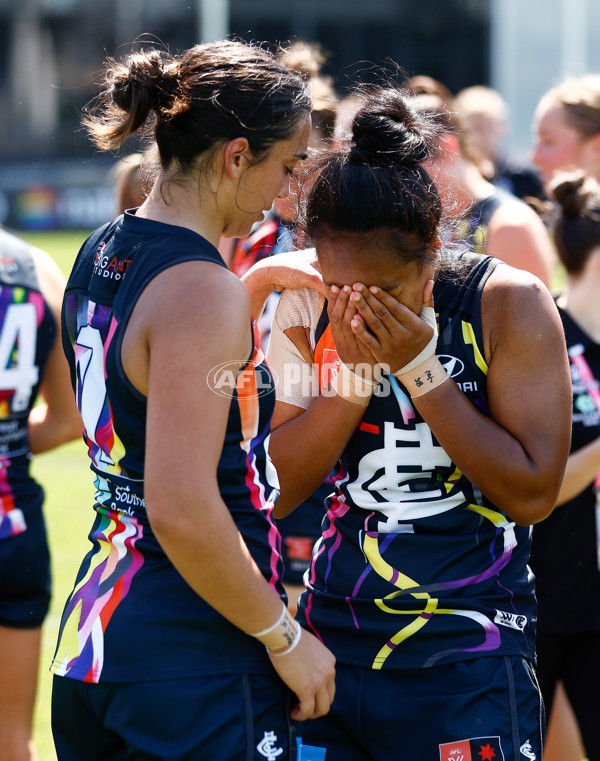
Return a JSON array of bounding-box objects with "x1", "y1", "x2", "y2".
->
[
  {"x1": 413, "y1": 378, "x2": 569, "y2": 525},
  {"x1": 147, "y1": 486, "x2": 288, "y2": 634},
  {"x1": 241, "y1": 263, "x2": 277, "y2": 321},
  {"x1": 28, "y1": 403, "x2": 82, "y2": 454},
  {"x1": 556, "y1": 439, "x2": 600, "y2": 506}
]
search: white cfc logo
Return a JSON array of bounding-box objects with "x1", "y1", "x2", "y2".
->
[
  {"x1": 257, "y1": 730, "x2": 284, "y2": 760},
  {"x1": 520, "y1": 740, "x2": 536, "y2": 760}
]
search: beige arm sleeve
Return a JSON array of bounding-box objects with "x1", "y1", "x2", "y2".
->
[{"x1": 266, "y1": 288, "x2": 322, "y2": 410}]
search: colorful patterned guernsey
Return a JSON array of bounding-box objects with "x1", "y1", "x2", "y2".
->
[
  {"x1": 0, "y1": 230, "x2": 56, "y2": 542},
  {"x1": 51, "y1": 212, "x2": 283, "y2": 683},
  {"x1": 271, "y1": 254, "x2": 537, "y2": 670}
]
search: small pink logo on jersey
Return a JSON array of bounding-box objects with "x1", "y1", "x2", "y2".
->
[{"x1": 94, "y1": 242, "x2": 131, "y2": 281}]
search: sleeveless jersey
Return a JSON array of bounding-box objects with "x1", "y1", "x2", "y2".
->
[
  {"x1": 297, "y1": 254, "x2": 538, "y2": 669},
  {"x1": 529, "y1": 305, "x2": 600, "y2": 634},
  {"x1": 0, "y1": 229, "x2": 55, "y2": 540},
  {"x1": 51, "y1": 211, "x2": 283, "y2": 683},
  {"x1": 452, "y1": 188, "x2": 514, "y2": 255}
]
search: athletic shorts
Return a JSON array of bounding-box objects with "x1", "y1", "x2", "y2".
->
[
  {"x1": 0, "y1": 506, "x2": 51, "y2": 628},
  {"x1": 298, "y1": 656, "x2": 544, "y2": 761},
  {"x1": 52, "y1": 671, "x2": 297, "y2": 761}
]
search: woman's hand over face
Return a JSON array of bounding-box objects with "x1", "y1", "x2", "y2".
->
[{"x1": 346, "y1": 279, "x2": 436, "y2": 375}]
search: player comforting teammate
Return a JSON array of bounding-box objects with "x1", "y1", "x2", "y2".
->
[{"x1": 22, "y1": 33, "x2": 580, "y2": 761}]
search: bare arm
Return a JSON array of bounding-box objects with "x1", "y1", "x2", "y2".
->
[
  {"x1": 270, "y1": 396, "x2": 368, "y2": 517},
  {"x1": 126, "y1": 262, "x2": 335, "y2": 720},
  {"x1": 241, "y1": 248, "x2": 324, "y2": 320},
  {"x1": 267, "y1": 285, "x2": 392, "y2": 516},
  {"x1": 270, "y1": 267, "x2": 572, "y2": 526},
  {"x1": 486, "y1": 200, "x2": 555, "y2": 288},
  {"x1": 28, "y1": 247, "x2": 82, "y2": 454},
  {"x1": 350, "y1": 265, "x2": 572, "y2": 525},
  {"x1": 555, "y1": 438, "x2": 600, "y2": 506}
]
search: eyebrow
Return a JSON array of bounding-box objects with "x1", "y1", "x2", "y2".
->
[{"x1": 294, "y1": 152, "x2": 308, "y2": 160}]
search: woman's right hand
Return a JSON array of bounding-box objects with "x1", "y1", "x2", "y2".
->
[
  {"x1": 268, "y1": 626, "x2": 336, "y2": 721},
  {"x1": 326, "y1": 283, "x2": 381, "y2": 375}
]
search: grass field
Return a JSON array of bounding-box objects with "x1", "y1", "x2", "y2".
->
[{"x1": 19, "y1": 229, "x2": 93, "y2": 761}]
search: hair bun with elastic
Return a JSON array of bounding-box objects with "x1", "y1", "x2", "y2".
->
[{"x1": 350, "y1": 91, "x2": 431, "y2": 167}]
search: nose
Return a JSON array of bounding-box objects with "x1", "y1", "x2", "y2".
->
[
  {"x1": 278, "y1": 175, "x2": 291, "y2": 199},
  {"x1": 531, "y1": 141, "x2": 542, "y2": 169}
]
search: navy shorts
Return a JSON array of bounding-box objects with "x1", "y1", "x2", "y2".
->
[
  {"x1": 0, "y1": 505, "x2": 51, "y2": 628},
  {"x1": 299, "y1": 656, "x2": 544, "y2": 761},
  {"x1": 52, "y1": 671, "x2": 297, "y2": 761}
]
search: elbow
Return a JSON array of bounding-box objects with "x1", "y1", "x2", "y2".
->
[
  {"x1": 273, "y1": 496, "x2": 297, "y2": 519},
  {"x1": 501, "y1": 486, "x2": 559, "y2": 527},
  {"x1": 52, "y1": 416, "x2": 84, "y2": 448},
  {"x1": 144, "y1": 478, "x2": 222, "y2": 544},
  {"x1": 65, "y1": 416, "x2": 84, "y2": 443}
]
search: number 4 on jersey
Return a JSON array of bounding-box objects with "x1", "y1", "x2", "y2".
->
[{"x1": 0, "y1": 302, "x2": 39, "y2": 412}]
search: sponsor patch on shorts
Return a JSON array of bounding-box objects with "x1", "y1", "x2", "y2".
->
[
  {"x1": 494, "y1": 609, "x2": 527, "y2": 631},
  {"x1": 439, "y1": 736, "x2": 505, "y2": 761}
]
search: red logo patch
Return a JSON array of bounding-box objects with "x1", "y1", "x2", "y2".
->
[{"x1": 440, "y1": 737, "x2": 504, "y2": 761}]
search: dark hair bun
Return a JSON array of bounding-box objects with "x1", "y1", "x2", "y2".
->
[
  {"x1": 110, "y1": 49, "x2": 181, "y2": 120},
  {"x1": 350, "y1": 90, "x2": 431, "y2": 167},
  {"x1": 550, "y1": 171, "x2": 591, "y2": 218}
]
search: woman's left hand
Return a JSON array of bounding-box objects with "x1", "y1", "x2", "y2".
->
[
  {"x1": 241, "y1": 248, "x2": 324, "y2": 320},
  {"x1": 348, "y1": 280, "x2": 436, "y2": 374}
]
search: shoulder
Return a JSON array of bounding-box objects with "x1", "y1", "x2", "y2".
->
[
  {"x1": 482, "y1": 263, "x2": 561, "y2": 356},
  {"x1": 144, "y1": 259, "x2": 251, "y2": 349},
  {"x1": 488, "y1": 193, "x2": 548, "y2": 234},
  {"x1": 483, "y1": 262, "x2": 552, "y2": 309},
  {"x1": 156, "y1": 258, "x2": 248, "y2": 317},
  {"x1": 0, "y1": 229, "x2": 66, "y2": 314},
  {"x1": 485, "y1": 194, "x2": 554, "y2": 285}
]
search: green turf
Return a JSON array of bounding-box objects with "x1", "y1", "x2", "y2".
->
[
  {"x1": 31, "y1": 442, "x2": 94, "y2": 761},
  {"x1": 16, "y1": 230, "x2": 93, "y2": 759},
  {"x1": 19, "y1": 229, "x2": 90, "y2": 279}
]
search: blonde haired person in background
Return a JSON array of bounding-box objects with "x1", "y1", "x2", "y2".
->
[
  {"x1": 533, "y1": 74, "x2": 600, "y2": 192},
  {"x1": 454, "y1": 85, "x2": 545, "y2": 203}
]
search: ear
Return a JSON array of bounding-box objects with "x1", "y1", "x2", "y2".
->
[
  {"x1": 440, "y1": 132, "x2": 462, "y2": 159},
  {"x1": 222, "y1": 137, "x2": 252, "y2": 180}
]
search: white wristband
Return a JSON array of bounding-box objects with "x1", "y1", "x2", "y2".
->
[
  {"x1": 247, "y1": 601, "x2": 300, "y2": 652},
  {"x1": 268, "y1": 623, "x2": 302, "y2": 657},
  {"x1": 395, "y1": 355, "x2": 450, "y2": 398},
  {"x1": 394, "y1": 306, "x2": 438, "y2": 376},
  {"x1": 249, "y1": 601, "x2": 286, "y2": 638},
  {"x1": 329, "y1": 362, "x2": 380, "y2": 406}
]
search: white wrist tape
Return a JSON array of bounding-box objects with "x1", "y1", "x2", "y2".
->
[
  {"x1": 395, "y1": 355, "x2": 450, "y2": 398},
  {"x1": 329, "y1": 362, "x2": 380, "y2": 406},
  {"x1": 269, "y1": 623, "x2": 302, "y2": 657},
  {"x1": 247, "y1": 601, "x2": 300, "y2": 653},
  {"x1": 393, "y1": 305, "x2": 438, "y2": 377}
]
